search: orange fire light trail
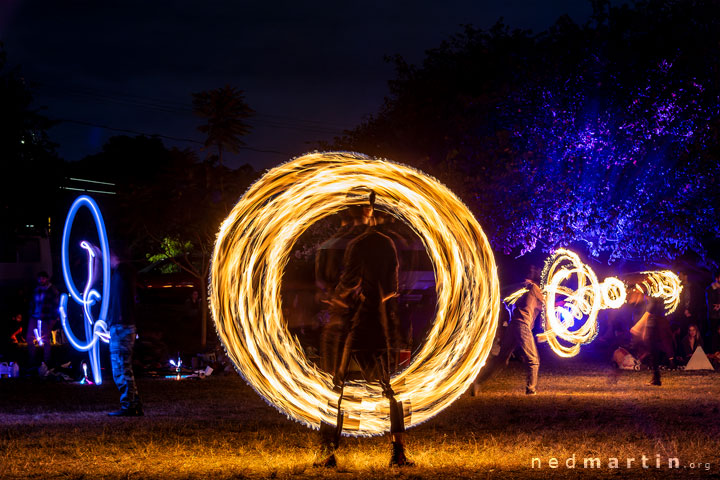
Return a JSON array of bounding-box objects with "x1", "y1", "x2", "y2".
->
[{"x1": 210, "y1": 152, "x2": 499, "y2": 436}]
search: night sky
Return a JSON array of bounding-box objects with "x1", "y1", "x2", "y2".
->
[{"x1": 2, "y1": 0, "x2": 595, "y2": 170}]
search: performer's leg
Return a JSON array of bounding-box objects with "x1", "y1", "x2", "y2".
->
[
  {"x1": 371, "y1": 353, "x2": 413, "y2": 467},
  {"x1": 315, "y1": 383, "x2": 344, "y2": 468},
  {"x1": 314, "y1": 333, "x2": 353, "y2": 467},
  {"x1": 649, "y1": 344, "x2": 662, "y2": 386},
  {"x1": 108, "y1": 325, "x2": 142, "y2": 414},
  {"x1": 517, "y1": 325, "x2": 539, "y2": 394},
  {"x1": 320, "y1": 317, "x2": 343, "y2": 374}
]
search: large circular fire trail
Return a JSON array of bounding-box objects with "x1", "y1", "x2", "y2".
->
[{"x1": 210, "y1": 152, "x2": 499, "y2": 436}]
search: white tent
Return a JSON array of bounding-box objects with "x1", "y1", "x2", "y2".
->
[{"x1": 685, "y1": 346, "x2": 715, "y2": 371}]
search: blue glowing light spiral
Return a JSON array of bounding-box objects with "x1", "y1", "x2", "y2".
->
[{"x1": 59, "y1": 195, "x2": 111, "y2": 385}]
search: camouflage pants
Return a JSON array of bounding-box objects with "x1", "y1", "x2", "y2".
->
[{"x1": 109, "y1": 324, "x2": 141, "y2": 409}]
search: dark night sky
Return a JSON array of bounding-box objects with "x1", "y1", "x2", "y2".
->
[{"x1": 1, "y1": 0, "x2": 596, "y2": 170}]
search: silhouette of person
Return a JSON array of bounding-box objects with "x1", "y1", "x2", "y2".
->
[
  {"x1": 314, "y1": 192, "x2": 412, "y2": 468},
  {"x1": 27, "y1": 271, "x2": 59, "y2": 373},
  {"x1": 107, "y1": 243, "x2": 143, "y2": 416},
  {"x1": 472, "y1": 265, "x2": 544, "y2": 395},
  {"x1": 629, "y1": 289, "x2": 674, "y2": 386}
]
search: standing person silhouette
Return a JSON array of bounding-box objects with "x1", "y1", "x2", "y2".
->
[
  {"x1": 629, "y1": 289, "x2": 674, "y2": 386},
  {"x1": 107, "y1": 243, "x2": 143, "y2": 416},
  {"x1": 27, "y1": 271, "x2": 59, "y2": 375},
  {"x1": 314, "y1": 192, "x2": 412, "y2": 468},
  {"x1": 472, "y1": 265, "x2": 544, "y2": 396}
]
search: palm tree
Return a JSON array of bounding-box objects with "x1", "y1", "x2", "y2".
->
[{"x1": 192, "y1": 85, "x2": 254, "y2": 167}]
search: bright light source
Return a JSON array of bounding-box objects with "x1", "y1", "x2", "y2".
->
[
  {"x1": 59, "y1": 195, "x2": 111, "y2": 385},
  {"x1": 210, "y1": 152, "x2": 499, "y2": 436},
  {"x1": 636, "y1": 271, "x2": 683, "y2": 314},
  {"x1": 505, "y1": 248, "x2": 683, "y2": 358}
]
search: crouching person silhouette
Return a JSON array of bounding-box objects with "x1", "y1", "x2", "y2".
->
[{"x1": 314, "y1": 193, "x2": 413, "y2": 468}]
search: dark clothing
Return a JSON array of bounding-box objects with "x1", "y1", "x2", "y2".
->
[
  {"x1": 680, "y1": 334, "x2": 703, "y2": 360},
  {"x1": 630, "y1": 314, "x2": 674, "y2": 358},
  {"x1": 630, "y1": 296, "x2": 673, "y2": 383},
  {"x1": 110, "y1": 324, "x2": 141, "y2": 409},
  {"x1": 29, "y1": 283, "x2": 59, "y2": 323},
  {"x1": 108, "y1": 262, "x2": 141, "y2": 410},
  {"x1": 491, "y1": 321, "x2": 539, "y2": 390},
  {"x1": 706, "y1": 282, "x2": 720, "y2": 333},
  {"x1": 316, "y1": 224, "x2": 369, "y2": 374},
  {"x1": 334, "y1": 229, "x2": 400, "y2": 352},
  {"x1": 318, "y1": 228, "x2": 403, "y2": 447},
  {"x1": 474, "y1": 280, "x2": 543, "y2": 393},
  {"x1": 315, "y1": 225, "x2": 367, "y2": 294},
  {"x1": 710, "y1": 332, "x2": 720, "y2": 355},
  {"x1": 108, "y1": 263, "x2": 137, "y2": 327},
  {"x1": 27, "y1": 282, "x2": 59, "y2": 367},
  {"x1": 318, "y1": 348, "x2": 405, "y2": 446}
]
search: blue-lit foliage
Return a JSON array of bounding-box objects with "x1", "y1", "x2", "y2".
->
[
  {"x1": 492, "y1": 58, "x2": 720, "y2": 264},
  {"x1": 336, "y1": 1, "x2": 720, "y2": 266}
]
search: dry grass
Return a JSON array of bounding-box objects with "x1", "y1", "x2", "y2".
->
[{"x1": 1, "y1": 356, "x2": 719, "y2": 479}]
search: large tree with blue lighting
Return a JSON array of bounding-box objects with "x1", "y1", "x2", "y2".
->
[{"x1": 336, "y1": 0, "x2": 720, "y2": 267}]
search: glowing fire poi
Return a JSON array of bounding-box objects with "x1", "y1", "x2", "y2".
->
[
  {"x1": 538, "y1": 249, "x2": 610, "y2": 358},
  {"x1": 635, "y1": 271, "x2": 683, "y2": 314},
  {"x1": 505, "y1": 248, "x2": 682, "y2": 358},
  {"x1": 210, "y1": 151, "x2": 499, "y2": 436}
]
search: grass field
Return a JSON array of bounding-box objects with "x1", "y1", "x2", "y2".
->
[{"x1": 1, "y1": 356, "x2": 719, "y2": 479}]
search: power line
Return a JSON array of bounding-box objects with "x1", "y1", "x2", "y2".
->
[{"x1": 34, "y1": 83, "x2": 352, "y2": 134}]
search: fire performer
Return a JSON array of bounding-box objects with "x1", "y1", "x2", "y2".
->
[
  {"x1": 472, "y1": 266, "x2": 544, "y2": 396},
  {"x1": 628, "y1": 289, "x2": 674, "y2": 386},
  {"x1": 316, "y1": 206, "x2": 368, "y2": 375},
  {"x1": 314, "y1": 192, "x2": 412, "y2": 468}
]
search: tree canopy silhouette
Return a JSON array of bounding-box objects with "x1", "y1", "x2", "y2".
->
[
  {"x1": 334, "y1": 0, "x2": 720, "y2": 267},
  {"x1": 0, "y1": 43, "x2": 61, "y2": 229},
  {"x1": 192, "y1": 85, "x2": 254, "y2": 166}
]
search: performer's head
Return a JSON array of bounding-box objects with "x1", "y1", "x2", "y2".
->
[
  {"x1": 36, "y1": 271, "x2": 50, "y2": 286},
  {"x1": 346, "y1": 189, "x2": 376, "y2": 226}
]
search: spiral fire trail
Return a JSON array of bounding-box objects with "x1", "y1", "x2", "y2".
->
[
  {"x1": 506, "y1": 248, "x2": 682, "y2": 358},
  {"x1": 538, "y1": 249, "x2": 604, "y2": 358},
  {"x1": 210, "y1": 152, "x2": 499, "y2": 436},
  {"x1": 635, "y1": 271, "x2": 683, "y2": 314}
]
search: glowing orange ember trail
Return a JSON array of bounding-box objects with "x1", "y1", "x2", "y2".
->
[
  {"x1": 506, "y1": 248, "x2": 683, "y2": 358},
  {"x1": 210, "y1": 152, "x2": 499, "y2": 436}
]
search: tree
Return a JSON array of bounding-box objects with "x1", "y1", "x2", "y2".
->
[
  {"x1": 192, "y1": 85, "x2": 254, "y2": 167},
  {"x1": 74, "y1": 134, "x2": 257, "y2": 349},
  {"x1": 333, "y1": 0, "x2": 720, "y2": 268},
  {"x1": 129, "y1": 147, "x2": 257, "y2": 349},
  {"x1": 0, "y1": 43, "x2": 61, "y2": 228}
]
